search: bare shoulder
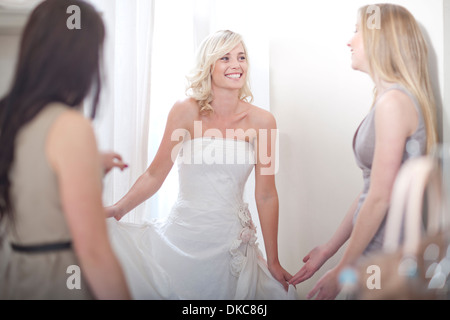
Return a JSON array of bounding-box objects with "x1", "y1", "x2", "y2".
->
[
  {"x1": 171, "y1": 97, "x2": 199, "y2": 117},
  {"x1": 376, "y1": 89, "x2": 416, "y2": 116},
  {"x1": 51, "y1": 108, "x2": 94, "y2": 137},
  {"x1": 375, "y1": 88, "x2": 418, "y2": 135},
  {"x1": 167, "y1": 97, "x2": 199, "y2": 125},
  {"x1": 245, "y1": 103, "x2": 277, "y2": 130},
  {"x1": 47, "y1": 108, "x2": 97, "y2": 167}
]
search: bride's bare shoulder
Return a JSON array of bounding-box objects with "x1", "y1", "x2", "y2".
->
[
  {"x1": 172, "y1": 97, "x2": 199, "y2": 112},
  {"x1": 245, "y1": 103, "x2": 277, "y2": 130},
  {"x1": 169, "y1": 97, "x2": 200, "y2": 122}
]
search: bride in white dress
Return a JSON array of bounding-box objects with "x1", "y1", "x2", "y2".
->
[{"x1": 106, "y1": 30, "x2": 297, "y2": 300}]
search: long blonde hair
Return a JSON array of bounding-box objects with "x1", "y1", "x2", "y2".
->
[
  {"x1": 186, "y1": 30, "x2": 253, "y2": 113},
  {"x1": 359, "y1": 4, "x2": 438, "y2": 153}
]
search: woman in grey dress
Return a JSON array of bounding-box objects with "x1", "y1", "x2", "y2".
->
[{"x1": 289, "y1": 4, "x2": 438, "y2": 299}]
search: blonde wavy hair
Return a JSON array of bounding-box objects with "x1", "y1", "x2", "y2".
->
[
  {"x1": 186, "y1": 30, "x2": 253, "y2": 113},
  {"x1": 359, "y1": 4, "x2": 438, "y2": 153}
]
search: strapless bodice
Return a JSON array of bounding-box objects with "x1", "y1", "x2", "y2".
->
[{"x1": 175, "y1": 137, "x2": 256, "y2": 210}]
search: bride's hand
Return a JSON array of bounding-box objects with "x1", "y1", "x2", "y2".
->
[{"x1": 268, "y1": 261, "x2": 292, "y2": 291}]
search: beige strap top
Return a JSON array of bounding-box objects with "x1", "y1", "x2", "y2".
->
[{"x1": 8, "y1": 103, "x2": 71, "y2": 246}]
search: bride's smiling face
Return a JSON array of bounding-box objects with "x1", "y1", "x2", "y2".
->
[{"x1": 211, "y1": 43, "x2": 247, "y2": 91}]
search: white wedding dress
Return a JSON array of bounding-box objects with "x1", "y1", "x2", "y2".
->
[{"x1": 107, "y1": 137, "x2": 297, "y2": 299}]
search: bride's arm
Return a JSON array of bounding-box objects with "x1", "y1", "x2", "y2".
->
[
  {"x1": 253, "y1": 110, "x2": 292, "y2": 290},
  {"x1": 107, "y1": 100, "x2": 193, "y2": 220}
]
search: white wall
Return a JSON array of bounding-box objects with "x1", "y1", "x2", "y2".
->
[{"x1": 269, "y1": 0, "x2": 446, "y2": 299}]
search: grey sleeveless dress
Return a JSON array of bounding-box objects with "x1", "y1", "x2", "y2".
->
[
  {"x1": 352, "y1": 84, "x2": 427, "y2": 254},
  {"x1": 0, "y1": 103, "x2": 94, "y2": 299}
]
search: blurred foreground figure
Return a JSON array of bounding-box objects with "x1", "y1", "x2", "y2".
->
[{"x1": 0, "y1": 0, "x2": 130, "y2": 300}]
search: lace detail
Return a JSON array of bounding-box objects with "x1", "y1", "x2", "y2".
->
[{"x1": 229, "y1": 203, "x2": 257, "y2": 277}]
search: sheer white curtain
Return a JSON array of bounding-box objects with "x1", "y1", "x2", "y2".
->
[
  {"x1": 89, "y1": 0, "x2": 270, "y2": 231},
  {"x1": 88, "y1": 0, "x2": 155, "y2": 223}
]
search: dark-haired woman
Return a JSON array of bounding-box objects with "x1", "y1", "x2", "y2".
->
[{"x1": 0, "y1": 0, "x2": 130, "y2": 299}]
